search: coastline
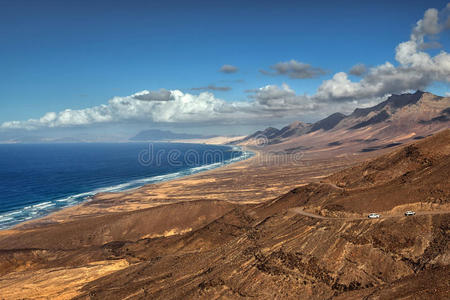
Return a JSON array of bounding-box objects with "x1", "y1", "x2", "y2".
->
[
  {"x1": 8, "y1": 142, "x2": 359, "y2": 230},
  {"x1": 4, "y1": 134, "x2": 389, "y2": 231},
  {"x1": 3, "y1": 143, "x2": 255, "y2": 230}
]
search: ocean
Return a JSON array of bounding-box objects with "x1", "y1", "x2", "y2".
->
[{"x1": 0, "y1": 143, "x2": 252, "y2": 229}]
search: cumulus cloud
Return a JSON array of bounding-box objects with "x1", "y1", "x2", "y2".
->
[
  {"x1": 248, "y1": 84, "x2": 294, "y2": 105},
  {"x1": 219, "y1": 64, "x2": 239, "y2": 73},
  {"x1": 411, "y1": 6, "x2": 450, "y2": 43},
  {"x1": 245, "y1": 83, "x2": 320, "y2": 114},
  {"x1": 447, "y1": 3, "x2": 450, "y2": 28},
  {"x1": 260, "y1": 59, "x2": 326, "y2": 79},
  {"x1": 2, "y1": 5, "x2": 449, "y2": 131},
  {"x1": 412, "y1": 8, "x2": 441, "y2": 40},
  {"x1": 349, "y1": 63, "x2": 367, "y2": 76},
  {"x1": 314, "y1": 63, "x2": 434, "y2": 102},
  {"x1": 0, "y1": 91, "x2": 235, "y2": 129},
  {"x1": 409, "y1": 4, "x2": 450, "y2": 50},
  {"x1": 313, "y1": 4, "x2": 450, "y2": 103},
  {"x1": 191, "y1": 85, "x2": 232, "y2": 91},
  {"x1": 132, "y1": 89, "x2": 175, "y2": 101},
  {"x1": 0, "y1": 84, "x2": 320, "y2": 130}
]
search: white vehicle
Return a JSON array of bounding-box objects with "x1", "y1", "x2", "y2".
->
[
  {"x1": 405, "y1": 211, "x2": 416, "y2": 216},
  {"x1": 368, "y1": 213, "x2": 381, "y2": 219}
]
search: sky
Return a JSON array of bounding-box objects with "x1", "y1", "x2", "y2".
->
[{"x1": 0, "y1": 0, "x2": 449, "y2": 140}]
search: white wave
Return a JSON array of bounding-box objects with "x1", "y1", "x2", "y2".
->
[
  {"x1": 32, "y1": 201, "x2": 55, "y2": 209},
  {"x1": 0, "y1": 147, "x2": 254, "y2": 230},
  {"x1": 3, "y1": 210, "x2": 23, "y2": 217}
]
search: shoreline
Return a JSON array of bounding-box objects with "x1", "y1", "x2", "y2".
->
[
  {"x1": 1, "y1": 143, "x2": 255, "y2": 231},
  {"x1": 5, "y1": 135, "x2": 390, "y2": 231}
]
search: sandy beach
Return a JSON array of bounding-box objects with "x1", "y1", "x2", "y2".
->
[
  {"x1": 11, "y1": 142, "x2": 369, "y2": 230},
  {"x1": 0, "y1": 129, "x2": 448, "y2": 299},
  {"x1": 1, "y1": 2, "x2": 449, "y2": 297}
]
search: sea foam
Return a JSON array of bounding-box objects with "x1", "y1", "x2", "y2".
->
[{"x1": 0, "y1": 147, "x2": 253, "y2": 230}]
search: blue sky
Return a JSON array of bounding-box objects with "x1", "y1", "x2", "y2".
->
[{"x1": 0, "y1": 0, "x2": 449, "y2": 137}]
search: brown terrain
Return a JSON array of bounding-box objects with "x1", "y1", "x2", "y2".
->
[
  {"x1": 237, "y1": 91, "x2": 450, "y2": 155},
  {"x1": 0, "y1": 92, "x2": 449, "y2": 299}
]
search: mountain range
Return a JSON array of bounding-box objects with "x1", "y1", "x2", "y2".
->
[
  {"x1": 1, "y1": 129, "x2": 448, "y2": 299},
  {"x1": 235, "y1": 91, "x2": 450, "y2": 154},
  {"x1": 0, "y1": 90, "x2": 449, "y2": 299}
]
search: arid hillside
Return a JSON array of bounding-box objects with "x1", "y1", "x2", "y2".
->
[
  {"x1": 0, "y1": 130, "x2": 448, "y2": 299},
  {"x1": 237, "y1": 91, "x2": 450, "y2": 156},
  {"x1": 304, "y1": 128, "x2": 450, "y2": 214},
  {"x1": 72, "y1": 130, "x2": 450, "y2": 299}
]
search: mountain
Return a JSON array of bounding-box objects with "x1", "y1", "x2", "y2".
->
[
  {"x1": 331, "y1": 90, "x2": 446, "y2": 131},
  {"x1": 237, "y1": 91, "x2": 450, "y2": 153},
  {"x1": 70, "y1": 130, "x2": 450, "y2": 299},
  {"x1": 2, "y1": 130, "x2": 447, "y2": 299},
  {"x1": 231, "y1": 122, "x2": 312, "y2": 146},
  {"x1": 309, "y1": 112, "x2": 346, "y2": 132},
  {"x1": 349, "y1": 90, "x2": 426, "y2": 119},
  {"x1": 276, "y1": 121, "x2": 311, "y2": 139},
  {"x1": 130, "y1": 129, "x2": 214, "y2": 141}
]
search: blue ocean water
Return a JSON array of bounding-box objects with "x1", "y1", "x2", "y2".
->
[{"x1": 0, "y1": 143, "x2": 252, "y2": 229}]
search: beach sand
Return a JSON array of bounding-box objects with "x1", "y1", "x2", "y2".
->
[
  {"x1": 1, "y1": 131, "x2": 448, "y2": 299},
  {"x1": 12, "y1": 144, "x2": 369, "y2": 229}
]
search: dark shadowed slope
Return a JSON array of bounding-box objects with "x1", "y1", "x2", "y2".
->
[
  {"x1": 310, "y1": 112, "x2": 346, "y2": 132},
  {"x1": 1, "y1": 130, "x2": 447, "y2": 299},
  {"x1": 238, "y1": 91, "x2": 450, "y2": 155},
  {"x1": 68, "y1": 130, "x2": 449, "y2": 299}
]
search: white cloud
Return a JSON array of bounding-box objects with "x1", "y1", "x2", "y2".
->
[
  {"x1": 313, "y1": 4, "x2": 450, "y2": 103},
  {"x1": 412, "y1": 8, "x2": 441, "y2": 41},
  {"x1": 349, "y1": 63, "x2": 367, "y2": 76},
  {"x1": 247, "y1": 83, "x2": 318, "y2": 111},
  {"x1": 260, "y1": 59, "x2": 326, "y2": 79},
  {"x1": 132, "y1": 89, "x2": 175, "y2": 101},
  {"x1": 219, "y1": 64, "x2": 239, "y2": 73},
  {"x1": 0, "y1": 85, "x2": 321, "y2": 130},
  {"x1": 191, "y1": 85, "x2": 231, "y2": 91},
  {"x1": 249, "y1": 83, "x2": 295, "y2": 105},
  {"x1": 2, "y1": 5, "x2": 449, "y2": 131},
  {"x1": 1, "y1": 90, "x2": 235, "y2": 129}
]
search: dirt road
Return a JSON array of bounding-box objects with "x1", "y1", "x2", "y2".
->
[{"x1": 289, "y1": 207, "x2": 450, "y2": 221}]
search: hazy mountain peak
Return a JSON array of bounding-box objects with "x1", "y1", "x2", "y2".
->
[
  {"x1": 130, "y1": 129, "x2": 214, "y2": 141},
  {"x1": 351, "y1": 90, "x2": 426, "y2": 118},
  {"x1": 385, "y1": 90, "x2": 424, "y2": 109},
  {"x1": 287, "y1": 121, "x2": 308, "y2": 128},
  {"x1": 238, "y1": 91, "x2": 449, "y2": 147},
  {"x1": 310, "y1": 112, "x2": 347, "y2": 132}
]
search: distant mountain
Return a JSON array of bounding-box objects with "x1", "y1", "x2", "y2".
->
[
  {"x1": 130, "y1": 129, "x2": 214, "y2": 141},
  {"x1": 46, "y1": 137, "x2": 85, "y2": 143},
  {"x1": 233, "y1": 122, "x2": 312, "y2": 145},
  {"x1": 236, "y1": 127, "x2": 283, "y2": 145},
  {"x1": 277, "y1": 121, "x2": 311, "y2": 139},
  {"x1": 332, "y1": 90, "x2": 448, "y2": 131},
  {"x1": 0, "y1": 133, "x2": 116, "y2": 143},
  {"x1": 0, "y1": 132, "x2": 46, "y2": 143},
  {"x1": 309, "y1": 112, "x2": 346, "y2": 132},
  {"x1": 236, "y1": 91, "x2": 450, "y2": 152},
  {"x1": 349, "y1": 90, "x2": 426, "y2": 119}
]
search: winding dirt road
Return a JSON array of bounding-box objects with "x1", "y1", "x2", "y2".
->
[{"x1": 289, "y1": 207, "x2": 450, "y2": 221}]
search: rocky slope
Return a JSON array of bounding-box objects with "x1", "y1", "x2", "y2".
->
[
  {"x1": 0, "y1": 130, "x2": 448, "y2": 299},
  {"x1": 236, "y1": 91, "x2": 450, "y2": 155}
]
